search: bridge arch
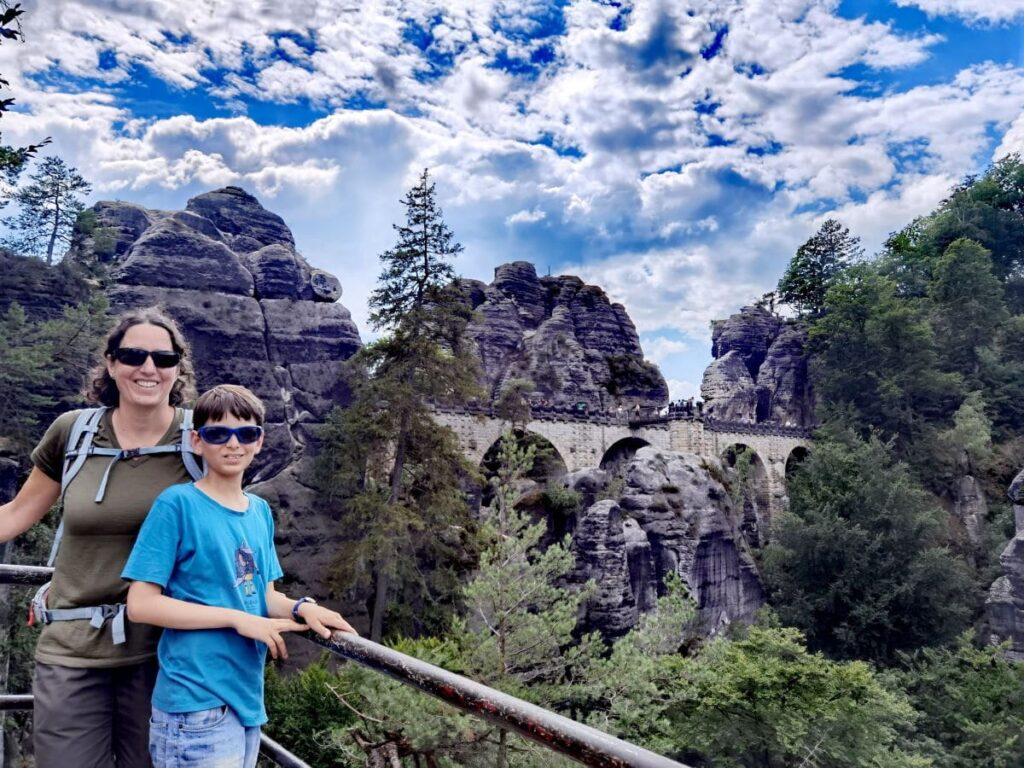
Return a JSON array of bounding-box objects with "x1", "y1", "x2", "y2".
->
[
  {"x1": 480, "y1": 430, "x2": 569, "y2": 484},
  {"x1": 599, "y1": 437, "x2": 651, "y2": 473},
  {"x1": 786, "y1": 446, "x2": 810, "y2": 479},
  {"x1": 721, "y1": 443, "x2": 772, "y2": 548}
]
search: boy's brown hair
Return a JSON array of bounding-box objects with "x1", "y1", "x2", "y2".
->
[{"x1": 194, "y1": 384, "x2": 265, "y2": 428}]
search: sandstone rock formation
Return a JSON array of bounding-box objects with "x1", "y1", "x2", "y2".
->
[
  {"x1": 986, "y1": 468, "x2": 1024, "y2": 660},
  {"x1": 460, "y1": 262, "x2": 667, "y2": 410},
  {"x1": 701, "y1": 305, "x2": 814, "y2": 427},
  {"x1": 567, "y1": 447, "x2": 764, "y2": 639},
  {"x1": 68, "y1": 187, "x2": 363, "y2": 628}
]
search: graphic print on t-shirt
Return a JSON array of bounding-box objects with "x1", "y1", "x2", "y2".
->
[{"x1": 233, "y1": 544, "x2": 257, "y2": 597}]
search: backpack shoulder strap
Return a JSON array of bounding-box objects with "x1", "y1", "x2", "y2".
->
[
  {"x1": 48, "y1": 408, "x2": 110, "y2": 567},
  {"x1": 178, "y1": 408, "x2": 205, "y2": 481},
  {"x1": 61, "y1": 407, "x2": 108, "y2": 495}
]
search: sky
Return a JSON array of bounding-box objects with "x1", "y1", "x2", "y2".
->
[{"x1": 3, "y1": 0, "x2": 1024, "y2": 400}]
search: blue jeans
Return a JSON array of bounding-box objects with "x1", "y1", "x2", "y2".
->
[{"x1": 149, "y1": 705, "x2": 260, "y2": 768}]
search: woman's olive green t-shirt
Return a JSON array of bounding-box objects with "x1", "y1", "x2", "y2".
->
[{"x1": 30, "y1": 408, "x2": 192, "y2": 668}]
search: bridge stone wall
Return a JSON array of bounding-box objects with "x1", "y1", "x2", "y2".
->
[{"x1": 434, "y1": 408, "x2": 811, "y2": 523}]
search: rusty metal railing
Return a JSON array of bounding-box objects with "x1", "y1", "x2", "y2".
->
[{"x1": 0, "y1": 564, "x2": 689, "y2": 767}]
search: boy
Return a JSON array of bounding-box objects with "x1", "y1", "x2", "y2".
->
[{"x1": 123, "y1": 384, "x2": 355, "y2": 768}]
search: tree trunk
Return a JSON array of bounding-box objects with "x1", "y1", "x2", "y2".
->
[
  {"x1": 370, "y1": 409, "x2": 410, "y2": 643},
  {"x1": 45, "y1": 182, "x2": 62, "y2": 265},
  {"x1": 370, "y1": 566, "x2": 388, "y2": 643}
]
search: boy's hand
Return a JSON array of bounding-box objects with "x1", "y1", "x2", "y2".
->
[
  {"x1": 297, "y1": 603, "x2": 359, "y2": 640},
  {"x1": 232, "y1": 614, "x2": 307, "y2": 659}
]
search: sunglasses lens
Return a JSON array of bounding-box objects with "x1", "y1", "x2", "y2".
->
[
  {"x1": 199, "y1": 427, "x2": 232, "y2": 444},
  {"x1": 235, "y1": 427, "x2": 263, "y2": 444},
  {"x1": 150, "y1": 351, "x2": 181, "y2": 368},
  {"x1": 114, "y1": 347, "x2": 148, "y2": 366},
  {"x1": 113, "y1": 348, "x2": 180, "y2": 368},
  {"x1": 198, "y1": 426, "x2": 263, "y2": 444}
]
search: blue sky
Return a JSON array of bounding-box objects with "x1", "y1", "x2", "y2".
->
[{"x1": 3, "y1": 0, "x2": 1024, "y2": 399}]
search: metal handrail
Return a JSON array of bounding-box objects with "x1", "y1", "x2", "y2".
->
[{"x1": 0, "y1": 564, "x2": 689, "y2": 767}]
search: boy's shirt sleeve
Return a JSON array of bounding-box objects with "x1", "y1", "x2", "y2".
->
[{"x1": 122, "y1": 491, "x2": 183, "y2": 588}]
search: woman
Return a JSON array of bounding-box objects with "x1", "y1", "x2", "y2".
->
[{"x1": 0, "y1": 308, "x2": 199, "y2": 768}]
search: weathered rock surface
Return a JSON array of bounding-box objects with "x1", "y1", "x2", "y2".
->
[
  {"x1": 567, "y1": 447, "x2": 764, "y2": 638},
  {"x1": 986, "y1": 468, "x2": 1024, "y2": 660},
  {"x1": 461, "y1": 262, "x2": 667, "y2": 409},
  {"x1": 702, "y1": 306, "x2": 814, "y2": 427}
]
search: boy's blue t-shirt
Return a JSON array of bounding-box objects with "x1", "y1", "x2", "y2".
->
[{"x1": 122, "y1": 483, "x2": 284, "y2": 727}]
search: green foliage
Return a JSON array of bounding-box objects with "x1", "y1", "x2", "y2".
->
[
  {"x1": 760, "y1": 433, "x2": 975, "y2": 664},
  {"x1": 777, "y1": 218, "x2": 863, "y2": 317},
  {"x1": 494, "y1": 378, "x2": 534, "y2": 428},
  {"x1": 811, "y1": 265, "x2": 963, "y2": 452},
  {"x1": 264, "y1": 660, "x2": 358, "y2": 768},
  {"x1": 0, "y1": 294, "x2": 107, "y2": 447},
  {"x1": 0, "y1": 302, "x2": 57, "y2": 443},
  {"x1": 666, "y1": 627, "x2": 926, "y2": 768},
  {"x1": 3, "y1": 156, "x2": 91, "y2": 264},
  {"x1": 937, "y1": 392, "x2": 993, "y2": 477},
  {"x1": 75, "y1": 209, "x2": 117, "y2": 257},
  {"x1": 895, "y1": 634, "x2": 1024, "y2": 767},
  {"x1": 603, "y1": 354, "x2": 664, "y2": 398},
  {"x1": 580, "y1": 574, "x2": 695, "y2": 754},
  {"x1": 929, "y1": 238, "x2": 1006, "y2": 377}
]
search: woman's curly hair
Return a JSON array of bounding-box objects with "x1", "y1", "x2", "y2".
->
[{"x1": 85, "y1": 307, "x2": 196, "y2": 407}]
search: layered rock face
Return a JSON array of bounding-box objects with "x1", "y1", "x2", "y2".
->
[
  {"x1": 986, "y1": 469, "x2": 1024, "y2": 660},
  {"x1": 68, "y1": 187, "x2": 362, "y2": 623},
  {"x1": 566, "y1": 447, "x2": 764, "y2": 639},
  {"x1": 460, "y1": 262, "x2": 667, "y2": 409},
  {"x1": 701, "y1": 306, "x2": 814, "y2": 427}
]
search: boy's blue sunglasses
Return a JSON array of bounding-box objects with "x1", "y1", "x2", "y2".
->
[{"x1": 196, "y1": 426, "x2": 264, "y2": 445}]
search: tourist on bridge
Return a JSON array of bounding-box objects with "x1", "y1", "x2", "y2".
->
[{"x1": 0, "y1": 309, "x2": 202, "y2": 767}]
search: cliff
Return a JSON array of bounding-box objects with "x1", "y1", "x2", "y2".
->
[
  {"x1": 460, "y1": 262, "x2": 668, "y2": 410},
  {"x1": 701, "y1": 305, "x2": 815, "y2": 427},
  {"x1": 564, "y1": 448, "x2": 764, "y2": 639}
]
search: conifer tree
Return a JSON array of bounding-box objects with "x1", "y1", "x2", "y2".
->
[
  {"x1": 4, "y1": 157, "x2": 90, "y2": 263},
  {"x1": 778, "y1": 218, "x2": 862, "y2": 317},
  {"x1": 317, "y1": 168, "x2": 481, "y2": 642}
]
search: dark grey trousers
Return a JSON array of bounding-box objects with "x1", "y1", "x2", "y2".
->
[{"x1": 33, "y1": 658, "x2": 158, "y2": 768}]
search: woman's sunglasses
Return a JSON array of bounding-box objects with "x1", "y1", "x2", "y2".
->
[
  {"x1": 197, "y1": 426, "x2": 264, "y2": 445},
  {"x1": 111, "y1": 347, "x2": 181, "y2": 368}
]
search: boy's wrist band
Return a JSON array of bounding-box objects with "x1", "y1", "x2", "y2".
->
[{"x1": 292, "y1": 597, "x2": 316, "y2": 622}]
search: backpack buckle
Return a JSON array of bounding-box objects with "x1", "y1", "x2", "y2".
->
[{"x1": 122, "y1": 448, "x2": 142, "y2": 459}]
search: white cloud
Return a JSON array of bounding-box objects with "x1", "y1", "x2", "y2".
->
[
  {"x1": 642, "y1": 336, "x2": 690, "y2": 364},
  {"x1": 505, "y1": 208, "x2": 547, "y2": 225},
  {"x1": 666, "y1": 378, "x2": 701, "y2": 401},
  {"x1": 893, "y1": 0, "x2": 1024, "y2": 24},
  {"x1": 5, "y1": 0, "x2": 1024, "y2": 388}
]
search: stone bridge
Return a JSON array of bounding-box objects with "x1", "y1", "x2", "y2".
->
[{"x1": 433, "y1": 405, "x2": 812, "y2": 527}]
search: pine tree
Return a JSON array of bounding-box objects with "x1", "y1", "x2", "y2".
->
[
  {"x1": 778, "y1": 219, "x2": 863, "y2": 317},
  {"x1": 460, "y1": 431, "x2": 598, "y2": 767},
  {"x1": 317, "y1": 168, "x2": 481, "y2": 642},
  {"x1": 4, "y1": 157, "x2": 90, "y2": 263}
]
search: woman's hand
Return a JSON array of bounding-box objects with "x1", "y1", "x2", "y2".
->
[
  {"x1": 231, "y1": 614, "x2": 307, "y2": 660},
  {"x1": 296, "y1": 603, "x2": 359, "y2": 640}
]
